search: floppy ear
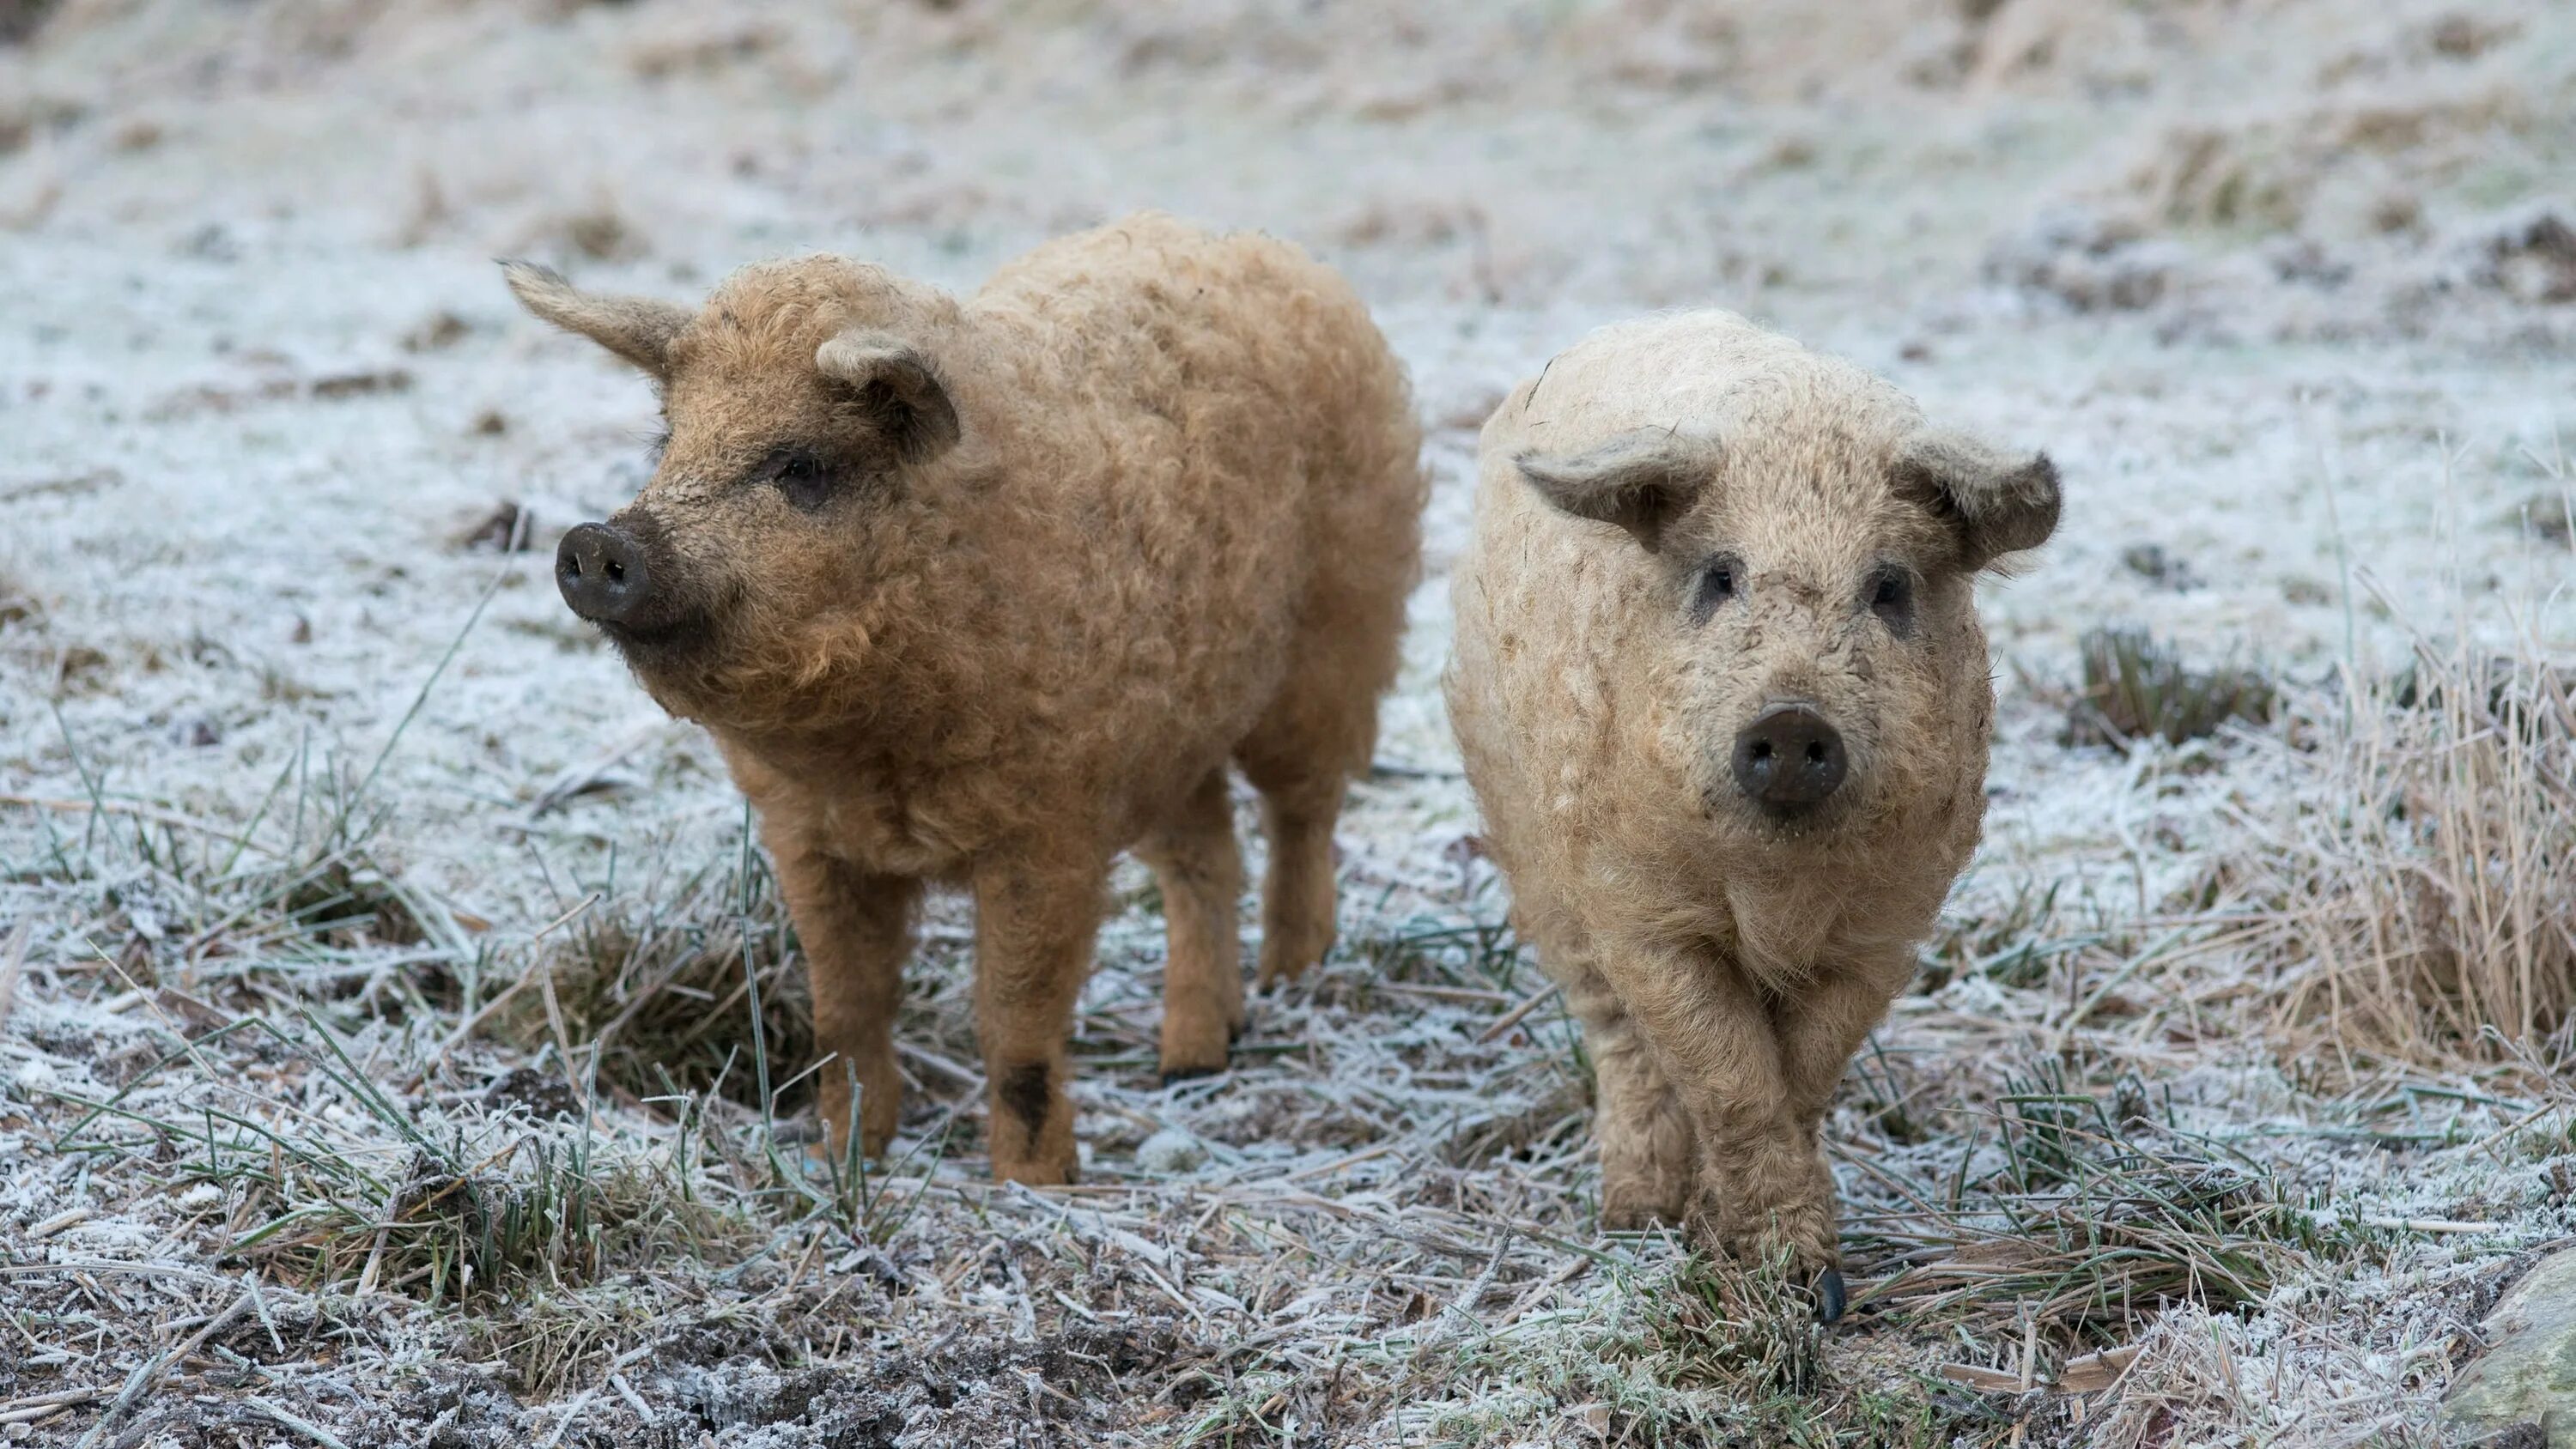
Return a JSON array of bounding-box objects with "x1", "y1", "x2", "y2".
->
[
  {"x1": 500, "y1": 260, "x2": 690, "y2": 380},
  {"x1": 815, "y1": 329, "x2": 962, "y2": 464},
  {"x1": 1513, "y1": 430, "x2": 1722, "y2": 553},
  {"x1": 1891, "y1": 428, "x2": 2063, "y2": 572}
]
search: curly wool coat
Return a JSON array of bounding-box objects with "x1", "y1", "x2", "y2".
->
[
  {"x1": 1446, "y1": 310, "x2": 2059, "y2": 1301},
  {"x1": 512, "y1": 214, "x2": 1426, "y2": 1183}
]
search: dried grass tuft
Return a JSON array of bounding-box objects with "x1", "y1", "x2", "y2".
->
[
  {"x1": 520, "y1": 850, "x2": 811, "y2": 1110},
  {"x1": 2217, "y1": 638, "x2": 2575, "y2": 1064},
  {"x1": 1851, "y1": 1063, "x2": 2330, "y2": 1345}
]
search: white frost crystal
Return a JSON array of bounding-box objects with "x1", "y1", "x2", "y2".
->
[{"x1": 1135, "y1": 1125, "x2": 1206, "y2": 1174}]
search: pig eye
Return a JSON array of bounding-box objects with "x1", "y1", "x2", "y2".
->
[
  {"x1": 762, "y1": 447, "x2": 837, "y2": 511},
  {"x1": 1691, "y1": 555, "x2": 1742, "y2": 621},
  {"x1": 1868, "y1": 566, "x2": 1916, "y2": 633}
]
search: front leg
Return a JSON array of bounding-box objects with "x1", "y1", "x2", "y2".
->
[
  {"x1": 1554, "y1": 961, "x2": 1697, "y2": 1230},
  {"x1": 767, "y1": 827, "x2": 920, "y2": 1161},
  {"x1": 1601, "y1": 942, "x2": 1832, "y2": 1275},
  {"x1": 971, "y1": 851, "x2": 1109, "y2": 1185},
  {"x1": 1587, "y1": 1008, "x2": 1700, "y2": 1230},
  {"x1": 1772, "y1": 954, "x2": 1912, "y2": 1131},
  {"x1": 1763, "y1": 957, "x2": 1913, "y2": 1321}
]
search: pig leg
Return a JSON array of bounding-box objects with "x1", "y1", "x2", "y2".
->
[
  {"x1": 1601, "y1": 943, "x2": 1835, "y2": 1276},
  {"x1": 768, "y1": 831, "x2": 919, "y2": 1161},
  {"x1": 1585, "y1": 1006, "x2": 1700, "y2": 1229},
  {"x1": 1556, "y1": 957, "x2": 1698, "y2": 1227},
  {"x1": 1231, "y1": 738, "x2": 1346, "y2": 986},
  {"x1": 970, "y1": 851, "x2": 1109, "y2": 1185},
  {"x1": 1235, "y1": 659, "x2": 1368, "y2": 990},
  {"x1": 1139, "y1": 768, "x2": 1248, "y2": 1082},
  {"x1": 1763, "y1": 957, "x2": 1911, "y2": 1316},
  {"x1": 1249, "y1": 784, "x2": 1342, "y2": 988}
]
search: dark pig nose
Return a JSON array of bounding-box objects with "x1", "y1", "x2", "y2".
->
[
  {"x1": 556, "y1": 523, "x2": 651, "y2": 625},
  {"x1": 1730, "y1": 704, "x2": 1848, "y2": 808}
]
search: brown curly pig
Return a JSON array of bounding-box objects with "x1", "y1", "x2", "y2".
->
[
  {"x1": 507, "y1": 214, "x2": 1425, "y2": 1184},
  {"x1": 1444, "y1": 310, "x2": 2059, "y2": 1318}
]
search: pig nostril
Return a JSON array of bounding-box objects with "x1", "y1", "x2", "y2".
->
[
  {"x1": 556, "y1": 523, "x2": 653, "y2": 626},
  {"x1": 1730, "y1": 704, "x2": 1846, "y2": 809}
]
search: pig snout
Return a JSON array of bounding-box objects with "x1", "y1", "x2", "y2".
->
[
  {"x1": 556, "y1": 522, "x2": 654, "y2": 627},
  {"x1": 1728, "y1": 702, "x2": 1848, "y2": 809}
]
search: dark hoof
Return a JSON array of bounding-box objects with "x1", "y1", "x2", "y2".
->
[
  {"x1": 1159, "y1": 1064, "x2": 1223, "y2": 1088},
  {"x1": 1814, "y1": 1267, "x2": 1847, "y2": 1325}
]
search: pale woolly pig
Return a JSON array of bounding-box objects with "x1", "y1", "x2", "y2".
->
[{"x1": 1445, "y1": 310, "x2": 2060, "y2": 1318}]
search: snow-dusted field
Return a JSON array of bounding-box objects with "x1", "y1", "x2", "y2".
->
[{"x1": 3, "y1": 3, "x2": 2573, "y2": 1445}]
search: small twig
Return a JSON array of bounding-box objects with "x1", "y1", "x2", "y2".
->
[
  {"x1": 897, "y1": 1040, "x2": 984, "y2": 1090},
  {"x1": 0, "y1": 1259, "x2": 237, "y2": 1288},
  {"x1": 2363, "y1": 1216, "x2": 2497, "y2": 1235},
  {"x1": 1279, "y1": 1139, "x2": 1404, "y2": 1184},
  {"x1": 1477, "y1": 984, "x2": 1564, "y2": 1045},
  {"x1": 607, "y1": 1373, "x2": 655, "y2": 1426},
  {"x1": 246, "y1": 1397, "x2": 355, "y2": 1449},
  {"x1": 540, "y1": 1340, "x2": 662, "y2": 1449},
  {"x1": 0, "y1": 1389, "x2": 101, "y2": 1425},
  {"x1": 1490, "y1": 1252, "x2": 1593, "y2": 1333},
  {"x1": 1, "y1": 1389, "x2": 105, "y2": 1412},
  {"x1": 0, "y1": 920, "x2": 27, "y2": 1031},
  {"x1": 1425, "y1": 1228, "x2": 1515, "y2": 1347},
  {"x1": 27, "y1": 1205, "x2": 92, "y2": 1240},
  {"x1": 74, "y1": 1281, "x2": 257, "y2": 1448},
  {"x1": 354, "y1": 1224, "x2": 392, "y2": 1298}
]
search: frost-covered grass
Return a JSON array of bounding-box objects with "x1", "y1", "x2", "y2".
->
[
  {"x1": 6, "y1": 1, "x2": 2576, "y2": 1445},
  {"x1": 5, "y1": 621, "x2": 2570, "y2": 1445}
]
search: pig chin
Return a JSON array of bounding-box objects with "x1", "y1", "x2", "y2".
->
[
  {"x1": 1700, "y1": 779, "x2": 1866, "y2": 845},
  {"x1": 598, "y1": 608, "x2": 721, "y2": 675},
  {"x1": 593, "y1": 606, "x2": 737, "y2": 721}
]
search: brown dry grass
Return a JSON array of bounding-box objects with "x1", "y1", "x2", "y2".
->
[{"x1": 2211, "y1": 635, "x2": 2575, "y2": 1067}]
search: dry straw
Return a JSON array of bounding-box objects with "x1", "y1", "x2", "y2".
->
[{"x1": 2215, "y1": 634, "x2": 2574, "y2": 1066}]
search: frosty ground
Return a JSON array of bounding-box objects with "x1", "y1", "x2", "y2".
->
[{"x1": 2, "y1": 3, "x2": 2573, "y2": 1445}]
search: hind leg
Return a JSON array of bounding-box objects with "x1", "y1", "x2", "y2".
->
[
  {"x1": 1236, "y1": 761, "x2": 1346, "y2": 989},
  {"x1": 1138, "y1": 767, "x2": 1247, "y2": 1082},
  {"x1": 1236, "y1": 535, "x2": 1401, "y2": 987},
  {"x1": 1234, "y1": 663, "x2": 1374, "y2": 989}
]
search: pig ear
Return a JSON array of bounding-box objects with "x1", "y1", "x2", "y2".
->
[
  {"x1": 1513, "y1": 431, "x2": 1720, "y2": 553},
  {"x1": 816, "y1": 329, "x2": 963, "y2": 464},
  {"x1": 500, "y1": 260, "x2": 690, "y2": 381},
  {"x1": 1892, "y1": 428, "x2": 2063, "y2": 572}
]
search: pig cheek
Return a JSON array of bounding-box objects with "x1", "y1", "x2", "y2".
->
[
  {"x1": 1808, "y1": 637, "x2": 1880, "y2": 793},
  {"x1": 1865, "y1": 646, "x2": 1957, "y2": 815}
]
